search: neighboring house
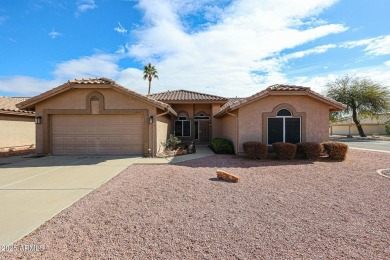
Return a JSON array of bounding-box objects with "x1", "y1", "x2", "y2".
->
[
  {"x1": 329, "y1": 113, "x2": 390, "y2": 136},
  {"x1": 0, "y1": 96, "x2": 35, "y2": 150},
  {"x1": 214, "y1": 85, "x2": 346, "y2": 155},
  {"x1": 17, "y1": 78, "x2": 346, "y2": 156}
]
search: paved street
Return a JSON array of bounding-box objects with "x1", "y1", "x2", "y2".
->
[{"x1": 330, "y1": 137, "x2": 390, "y2": 152}]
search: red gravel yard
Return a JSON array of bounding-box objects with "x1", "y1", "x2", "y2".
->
[{"x1": 2, "y1": 150, "x2": 390, "y2": 259}]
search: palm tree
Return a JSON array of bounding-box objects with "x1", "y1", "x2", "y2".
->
[{"x1": 143, "y1": 63, "x2": 159, "y2": 94}]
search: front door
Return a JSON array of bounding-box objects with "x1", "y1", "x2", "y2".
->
[{"x1": 195, "y1": 120, "x2": 210, "y2": 143}]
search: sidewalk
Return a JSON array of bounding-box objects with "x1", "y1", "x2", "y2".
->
[{"x1": 136, "y1": 145, "x2": 215, "y2": 164}]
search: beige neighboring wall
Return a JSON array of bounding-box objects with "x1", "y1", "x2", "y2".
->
[
  {"x1": 34, "y1": 87, "x2": 157, "y2": 154},
  {"x1": 330, "y1": 124, "x2": 386, "y2": 135},
  {"x1": 155, "y1": 113, "x2": 172, "y2": 154},
  {"x1": 0, "y1": 114, "x2": 35, "y2": 148}
]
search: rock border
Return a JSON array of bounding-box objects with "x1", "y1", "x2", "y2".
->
[{"x1": 376, "y1": 169, "x2": 390, "y2": 179}]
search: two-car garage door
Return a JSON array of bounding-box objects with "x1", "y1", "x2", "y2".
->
[{"x1": 51, "y1": 115, "x2": 144, "y2": 155}]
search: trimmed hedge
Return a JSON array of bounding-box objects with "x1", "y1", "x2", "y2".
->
[
  {"x1": 209, "y1": 138, "x2": 234, "y2": 154},
  {"x1": 297, "y1": 142, "x2": 322, "y2": 160},
  {"x1": 243, "y1": 141, "x2": 268, "y2": 160},
  {"x1": 322, "y1": 142, "x2": 348, "y2": 160},
  {"x1": 272, "y1": 142, "x2": 297, "y2": 160}
]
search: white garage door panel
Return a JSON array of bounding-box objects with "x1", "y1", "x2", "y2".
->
[{"x1": 52, "y1": 115, "x2": 144, "y2": 155}]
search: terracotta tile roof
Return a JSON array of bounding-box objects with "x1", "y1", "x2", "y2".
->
[
  {"x1": 17, "y1": 78, "x2": 177, "y2": 116},
  {"x1": 221, "y1": 98, "x2": 246, "y2": 110},
  {"x1": 148, "y1": 89, "x2": 228, "y2": 102},
  {"x1": 215, "y1": 84, "x2": 347, "y2": 118},
  {"x1": 267, "y1": 84, "x2": 310, "y2": 91},
  {"x1": 0, "y1": 96, "x2": 35, "y2": 115}
]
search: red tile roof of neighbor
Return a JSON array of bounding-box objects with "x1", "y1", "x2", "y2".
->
[
  {"x1": 0, "y1": 96, "x2": 35, "y2": 115},
  {"x1": 17, "y1": 78, "x2": 177, "y2": 116},
  {"x1": 215, "y1": 84, "x2": 347, "y2": 118},
  {"x1": 148, "y1": 89, "x2": 228, "y2": 102}
]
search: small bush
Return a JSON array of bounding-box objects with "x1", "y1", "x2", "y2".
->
[
  {"x1": 385, "y1": 123, "x2": 390, "y2": 135},
  {"x1": 209, "y1": 138, "x2": 234, "y2": 154},
  {"x1": 243, "y1": 141, "x2": 268, "y2": 160},
  {"x1": 297, "y1": 142, "x2": 322, "y2": 160},
  {"x1": 322, "y1": 142, "x2": 348, "y2": 160},
  {"x1": 272, "y1": 142, "x2": 297, "y2": 160},
  {"x1": 162, "y1": 134, "x2": 181, "y2": 150}
]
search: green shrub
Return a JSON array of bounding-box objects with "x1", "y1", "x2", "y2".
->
[
  {"x1": 272, "y1": 142, "x2": 297, "y2": 160},
  {"x1": 385, "y1": 123, "x2": 390, "y2": 135},
  {"x1": 297, "y1": 142, "x2": 322, "y2": 160},
  {"x1": 243, "y1": 141, "x2": 268, "y2": 160},
  {"x1": 209, "y1": 138, "x2": 234, "y2": 154},
  {"x1": 162, "y1": 134, "x2": 181, "y2": 150},
  {"x1": 322, "y1": 142, "x2": 348, "y2": 160}
]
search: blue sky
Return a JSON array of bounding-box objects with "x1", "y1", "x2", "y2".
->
[{"x1": 0, "y1": 0, "x2": 389, "y2": 97}]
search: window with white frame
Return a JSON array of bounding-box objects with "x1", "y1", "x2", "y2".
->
[
  {"x1": 175, "y1": 115, "x2": 191, "y2": 137},
  {"x1": 267, "y1": 109, "x2": 301, "y2": 144}
]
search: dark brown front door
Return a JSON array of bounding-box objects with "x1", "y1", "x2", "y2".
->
[{"x1": 195, "y1": 120, "x2": 210, "y2": 143}]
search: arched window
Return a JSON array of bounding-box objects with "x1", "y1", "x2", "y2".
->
[
  {"x1": 276, "y1": 109, "x2": 292, "y2": 117},
  {"x1": 267, "y1": 107, "x2": 301, "y2": 144}
]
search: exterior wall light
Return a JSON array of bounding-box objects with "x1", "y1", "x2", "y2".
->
[
  {"x1": 35, "y1": 116, "x2": 42, "y2": 124},
  {"x1": 149, "y1": 116, "x2": 154, "y2": 124}
]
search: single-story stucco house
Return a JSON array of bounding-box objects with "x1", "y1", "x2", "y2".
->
[
  {"x1": 17, "y1": 78, "x2": 346, "y2": 156},
  {"x1": 330, "y1": 113, "x2": 390, "y2": 136},
  {"x1": 0, "y1": 96, "x2": 35, "y2": 150}
]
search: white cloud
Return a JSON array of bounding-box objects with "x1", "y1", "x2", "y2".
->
[
  {"x1": 126, "y1": 0, "x2": 347, "y2": 97},
  {"x1": 53, "y1": 54, "x2": 119, "y2": 80},
  {"x1": 48, "y1": 28, "x2": 62, "y2": 39},
  {"x1": 341, "y1": 35, "x2": 390, "y2": 56},
  {"x1": 0, "y1": 76, "x2": 62, "y2": 96},
  {"x1": 76, "y1": 0, "x2": 97, "y2": 15},
  {"x1": 114, "y1": 23, "x2": 128, "y2": 35},
  {"x1": 384, "y1": 60, "x2": 390, "y2": 67}
]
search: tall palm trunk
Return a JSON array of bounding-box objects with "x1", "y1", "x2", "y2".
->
[{"x1": 148, "y1": 75, "x2": 152, "y2": 94}]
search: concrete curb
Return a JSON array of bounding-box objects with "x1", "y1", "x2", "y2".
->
[
  {"x1": 349, "y1": 147, "x2": 390, "y2": 154},
  {"x1": 376, "y1": 169, "x2": 390, "y2": 179}
]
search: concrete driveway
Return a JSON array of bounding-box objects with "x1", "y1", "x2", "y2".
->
[{"x1": 0, "y1": 155, "x2": 140, "y2": 246}]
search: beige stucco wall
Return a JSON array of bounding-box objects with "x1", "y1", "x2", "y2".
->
[
  {"x1": 0, "y1": 114, "x2": 35, "y2": 149},
  {"x1": 155, "y1": 113, "x2": 172, "y2": 154},
  {"x1": 220, "y1": 110, "x2": 238, "y2": 153},
  {"x1": 223, "y1": 95, "x2": 330, "y2": 154},
  {"x1": 34, "y1": 87, "x2": 158, "y2": 154},
  {"x1": 211, "y1": 104, "x2": 222, "y2": 139}
]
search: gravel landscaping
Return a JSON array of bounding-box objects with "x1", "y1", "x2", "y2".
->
[{"x1": 2, "y1": 150, "x2": 390, "y2": 259}]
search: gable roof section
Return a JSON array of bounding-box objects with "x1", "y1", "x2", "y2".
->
[
  {"x1": 0, "y1": 96, "x2": 35, "y2": 116},
  {"x1": 17, "y1": 78, "x2": 177, "y2": 116},
  {"x1": 215, "y1": 84, "x2": 347, "y2": 118},
  {"x1": 148, "y1": 89, "x2": 228, "y2": 103}
]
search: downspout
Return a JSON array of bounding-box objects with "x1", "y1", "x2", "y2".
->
[
  {"x1": 226, "y1": 112, "x2": 239, "y2": 155},
  {"x1": 151, "y1": 111, "x2": 170, "y2": 157}
]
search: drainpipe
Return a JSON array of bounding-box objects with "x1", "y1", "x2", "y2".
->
[
  {"x1": 151, "y1": 111, "x2": 170, "y2": 157},
  {"x1": 226, "y1": 112, "x2": 239, "y2": 155}
]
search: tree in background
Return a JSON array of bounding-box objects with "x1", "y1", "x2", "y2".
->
[
  {"x1": 143, "y1": 63, "x2": 159, "y2": 95},
  {"x1": 326, "y1": 75, "x2": 390, "y2": 137}
]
